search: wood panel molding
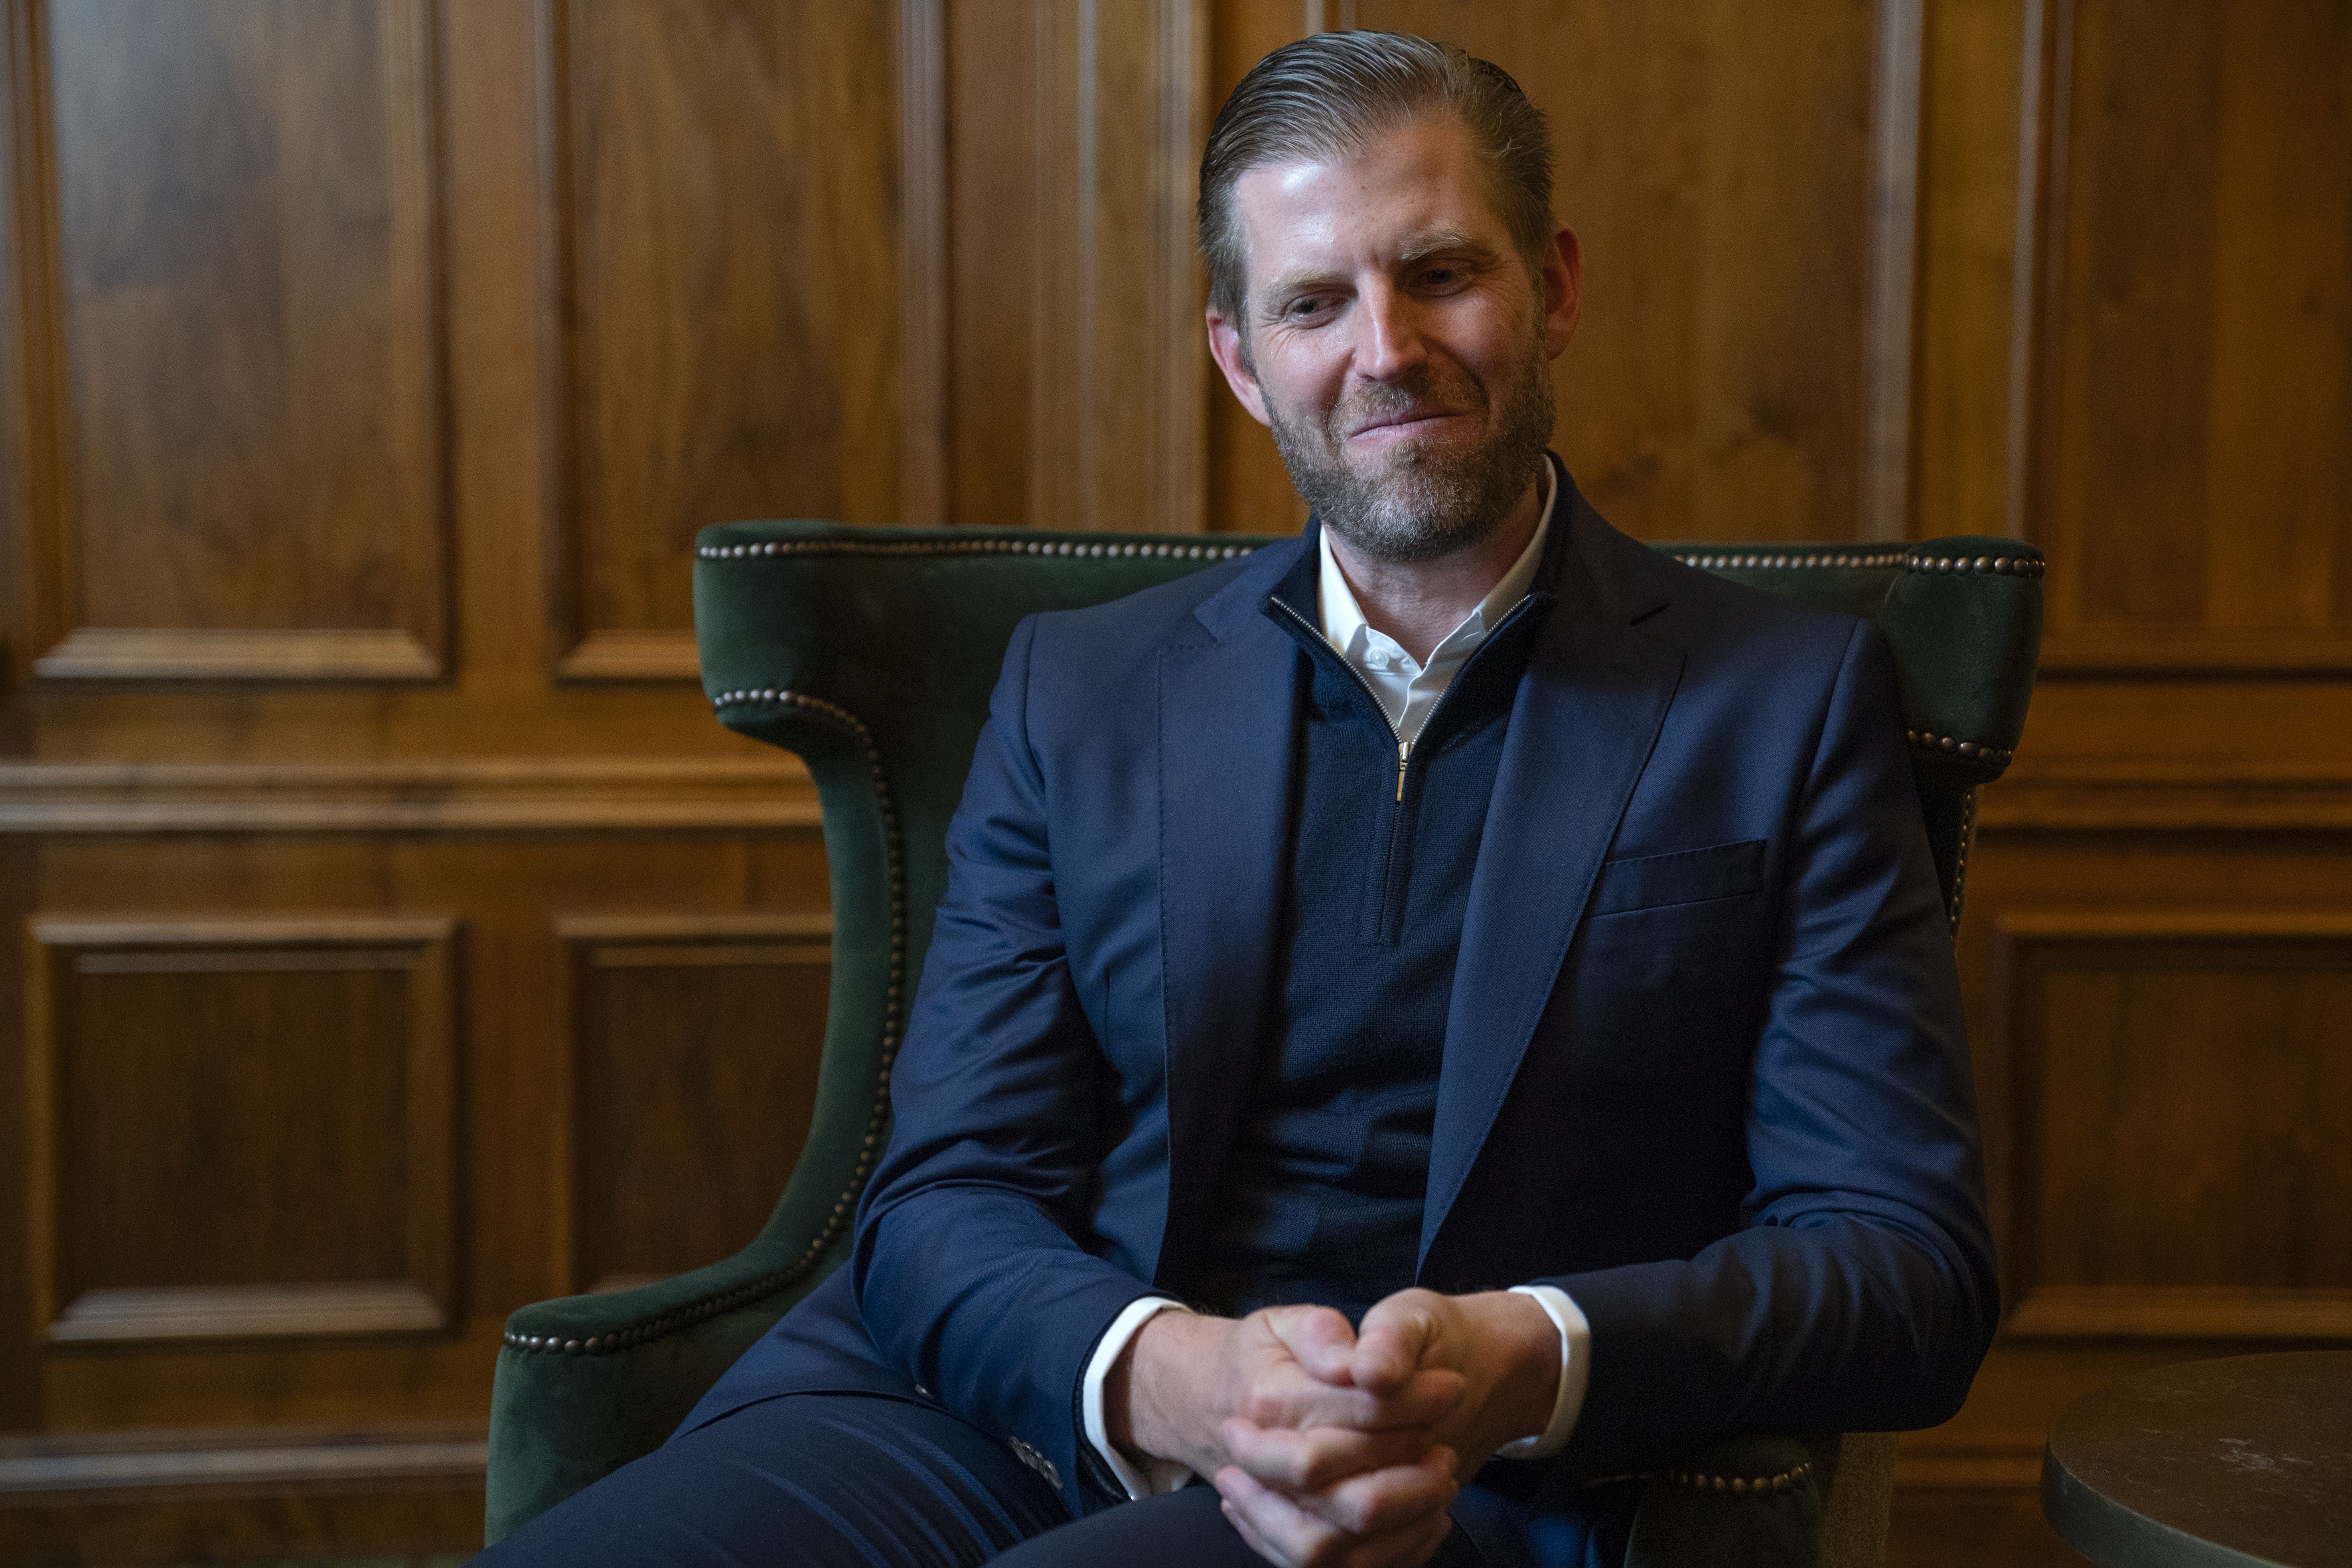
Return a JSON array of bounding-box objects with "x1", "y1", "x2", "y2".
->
[
  {"x1": 898, "y1": 0, "x2": 947, "y2": 528},
  {"x1": 1980, "y1": 764, "x2": 2352, "y2": 831},
  {"x1": 44, "y1": 1282, "x2": 446, "y2": 1345},
  {"x1": 26, "y1": 915, "x2": 461, "y2": 1346},
  {"x1": 0, "y1": 1420, "x2": 485, "y2": 1498},
  {"x1": 549, "y1": 629, "x2": 699, "y2": 682},
  {"x1": 1862, "y1": 0, "x2": 1925, "y2": 543},
  {"x1": 554, "y1": 913, "x2": 831, "y2": 1293},
  {"x1": 31, "y1": 628, "x2": 441, "y2": 683},
  {"x1": 2036, "y1": 627, "x2": 2352, "y2": 677},
  {"x1": 4, "y1": 0, "x2": 454, "y2": 682},
  {"x1": 0, "y1": 757, "x2": 816, "y2": 833}
]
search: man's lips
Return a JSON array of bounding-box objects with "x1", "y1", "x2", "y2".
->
[{"x1": 1344, "y1": 408, "x2": 1469, "y2": 440}]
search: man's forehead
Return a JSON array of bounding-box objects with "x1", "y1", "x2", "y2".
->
[{"x1": 1229, "y1": 118, "x2": 1511, "y2": 283}]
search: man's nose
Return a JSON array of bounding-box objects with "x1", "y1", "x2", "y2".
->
[{"x1": 1352, "y1": 280, "x2": 1430, "y2": 381}]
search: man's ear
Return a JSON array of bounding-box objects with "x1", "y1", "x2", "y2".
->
[
  {"x1": 1206, "y1": 306, "x2": 1272, "y2": 428},
  {"x1": 1542, "y1": 224, "x2": 1584, "y2": 360}
]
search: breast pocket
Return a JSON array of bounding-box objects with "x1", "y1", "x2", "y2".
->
[{"x1": 1587, "y1": 839, "x2": 1766, "y2": 916}]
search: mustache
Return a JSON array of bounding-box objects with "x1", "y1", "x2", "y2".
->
[{"x1": 1324, "y1": 368, "x2": 1487, "y2": 436}]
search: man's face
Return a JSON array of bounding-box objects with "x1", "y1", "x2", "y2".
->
[{"x1": 1207, "y1": 115, "x2": 1581, "y2": 563}]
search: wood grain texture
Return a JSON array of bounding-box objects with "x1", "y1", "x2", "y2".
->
[
  {"x1": 545, "y1": 0, "x2": 905, "y2": 656},
  {"x1": 1997, "y1": 911, "x2": 2352, "y2": 1314},
  {"x1": 0, "y1": 757, "x2": 817, "y2": 833},
  {"x1": 0, "y1": 3, "x2": 2344, "y2": 1560},
  {"x1": 559, "y1": 916, "x2": 829, "y2": 1291},
  {"x1": 1912, "y1": 0, "x2": 2034, "y2": 543},
  {"x1": 26, "y1": 0, "x2": 450, "y2": 673},
  {"x1": 26, "y1": 916, "x2": 458, "y2": 1345},
  {"x1": 0, "y1": 1420, "x2": 483, "y2": 1560},
  {"x1": 953, "y1": 0, "x2": 1207, "y2": 534},
  {"x1": 2030, "y1": 0, "x2": 2352, "y2": 671}
]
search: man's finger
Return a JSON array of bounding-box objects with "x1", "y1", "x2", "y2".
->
[
  {"x1": 1352, "y1": 1291, "x2": 1449, "y2": 1393},
  {"x1": 1239, "y1": 1363, "x2": 1467, "y2": 1434},
  {"x1": 1215, "y1": 1455, "x2": 1457, "y2": 1568},
  {"x1": 1219, "y1": 1416, "x2": 1436, "y2": 1493},
  {"x1": 1287, "y1": 1446, "x2": 1459, "y2": 1538},
  {"x1": 1261, "y1": 1305, "x2": 1360, "y2": 1386}
]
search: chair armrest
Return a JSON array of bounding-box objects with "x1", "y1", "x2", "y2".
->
[
  {"x1": 484, "y1": 1237, "x2": 844, "y2": 1544},
  {"x1": 1623, "y1": 1433, "x2": 1826, "y2": 1568}
]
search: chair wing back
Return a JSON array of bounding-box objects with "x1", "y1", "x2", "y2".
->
[{"x1": 693, "y1": 522, "x2": 2041, "y2": 1266}]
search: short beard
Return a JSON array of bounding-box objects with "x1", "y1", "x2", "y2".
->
[{"x1": 1263, "y1": 322, "x2": 1555, "y2": 565}]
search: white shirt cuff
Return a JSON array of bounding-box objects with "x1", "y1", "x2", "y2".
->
[
  {"x1": 1494, "y1": 1285, "x2": 1591, "y2": 1460},
  {"x1": 1081, "y1": 1296, "x2": 1197, "y2": 1500}
]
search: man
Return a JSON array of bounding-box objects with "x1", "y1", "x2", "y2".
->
[{"x1": 481, "y1": 32, "x2": 1995, "y2": 1568}]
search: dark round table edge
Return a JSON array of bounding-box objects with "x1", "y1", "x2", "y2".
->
[{"x1": 2040, "y1": 1441, "x2": 2301, "y2": 1568}]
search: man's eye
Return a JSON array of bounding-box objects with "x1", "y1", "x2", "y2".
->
[{"x1": 1288, "y1": 297, "x2": 1328, "y2": 318}]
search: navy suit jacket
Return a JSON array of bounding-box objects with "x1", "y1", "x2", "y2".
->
[{"x1": 684, "y1": 467, "x2": 1999, "y2": 1519}]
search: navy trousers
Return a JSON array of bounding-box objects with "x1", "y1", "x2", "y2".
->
[{"x1": 473, "y1": 1394, "x2": 1630, "y2": 1568}]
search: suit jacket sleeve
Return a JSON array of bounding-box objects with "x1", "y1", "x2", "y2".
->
[
  {"x1": 1551, "y1": 619, "x2": 2000, "y2": 1467},
  {"x1": 848, "y1": 613, "x2": 1157, "y2": 1513}
]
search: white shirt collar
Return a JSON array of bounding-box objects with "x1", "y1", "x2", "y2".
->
[{"x1": 1316, "y1": 459, "x2": 1557, "y2": 661}]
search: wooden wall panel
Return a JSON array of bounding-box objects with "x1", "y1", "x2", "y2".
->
[
  {"x1": 2032, "y1": 0, "x2": 2352, "y2": 673},
  {"x1": 949, "y1": 0, "x2": 1207, "y2": 536},
  {"x1": 547, "y1": 0, "x2": 912, "y2": 677},
  {"x1": 560, "y1": 915, "x2": 828, "y2": 1292},
  {"x1": 27, "y1": 917, "x2": 458, "y2": 1346},
  {"x1": 1998, "y1": 912, "x2": 2352, "y2": 1339},
  {"x1": 17, "y1": 0, "x2": 450, "y2": 681},
  {"x1": 0, "y1": 1, "x2": 2341, "y2": 1561}
]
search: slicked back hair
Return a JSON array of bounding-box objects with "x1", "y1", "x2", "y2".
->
[{"x1": 1199, "y1": 32, "x2": 1555, "y2": 335}]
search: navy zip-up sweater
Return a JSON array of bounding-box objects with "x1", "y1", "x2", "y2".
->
[{"x1": 1179, "y1": 542, "x2": 1557, "y2": 1320}]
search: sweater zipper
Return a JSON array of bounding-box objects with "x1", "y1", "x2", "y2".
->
[{"x1": 1268, "y1": 595, "x2": 1539, "y2": 942}]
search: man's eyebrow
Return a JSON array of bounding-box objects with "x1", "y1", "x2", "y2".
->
[{"x1": 1395, "y1": 229, "x2": 1495, "y2": 266}]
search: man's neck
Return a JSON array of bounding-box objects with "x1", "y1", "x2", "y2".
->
[{"x1": 1324, "y1": 472, "x2": 1547, "y2": 665}]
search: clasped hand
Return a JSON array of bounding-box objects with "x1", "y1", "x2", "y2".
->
[{"x1": 1109, "y1": 1288, "x2": 1559, "y2": 1568}]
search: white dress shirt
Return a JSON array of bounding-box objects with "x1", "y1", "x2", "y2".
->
[{"x1": 1079, "y1": 465, "x2": 1591, "y2": 1501}]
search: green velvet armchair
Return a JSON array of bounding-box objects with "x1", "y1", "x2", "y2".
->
[{"x1": 487, "y1": 525, "x2": 2044, "y2": 1565}]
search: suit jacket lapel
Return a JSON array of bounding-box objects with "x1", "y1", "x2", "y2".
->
[
  {"x1": 1153, "y1": 539, "x2": 1305, "y2": 1283},
  {"x1": 1420, "y1": 494, "x2": 1685, "y2": 1265}
]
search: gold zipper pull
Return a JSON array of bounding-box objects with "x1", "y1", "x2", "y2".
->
[{"x1": 1396, "y1": 740, "x2": 1412, "y2": 802}]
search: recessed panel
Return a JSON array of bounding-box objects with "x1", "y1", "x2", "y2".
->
[
  {"x1": 34, "y1": 0, "x2": 447, "y2": 671},
  {"x1": 2040, "y1": 1, "x2": 2352, "y2": 661},
  {"x1": 28, "y1": 918, "x2": 458, "y2": 1343},
  {"x1": 552, "y1": 0, "x2": 903, "y2": 651},
  {"x1": 565, "y1": 919, "x2": 828, "y2": 1289},
  {"x1": 2006, "y1": 915, "x2": 2352, "y2": 1336}
]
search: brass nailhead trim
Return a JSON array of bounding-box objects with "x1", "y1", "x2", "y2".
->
[
  {"x1": 502, "y1": 691, "x2": 905, "y2": 1357},
  {"x1": 1949, "y1": 786, "x2": 1977, "y2": 936},
  {"x1": 1583, "y1": 1461, "x2": 1815, "y2": 1495},
  {"x1": 1673, "y1": 550, "x2": 2043, "y2": 579},
  {"x1": 697, "y1": 538, "x2": 1259, "y2": 562},
  {"x1": 1675, "y1": 551, "x2": 1909, "y2": 570},
  {"x1": 704, "y1": 539, "x2": 2037, "y2": 576},
  {"x1": 1905, "y1": 728, "x2": 2016, "y2": 769}
]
